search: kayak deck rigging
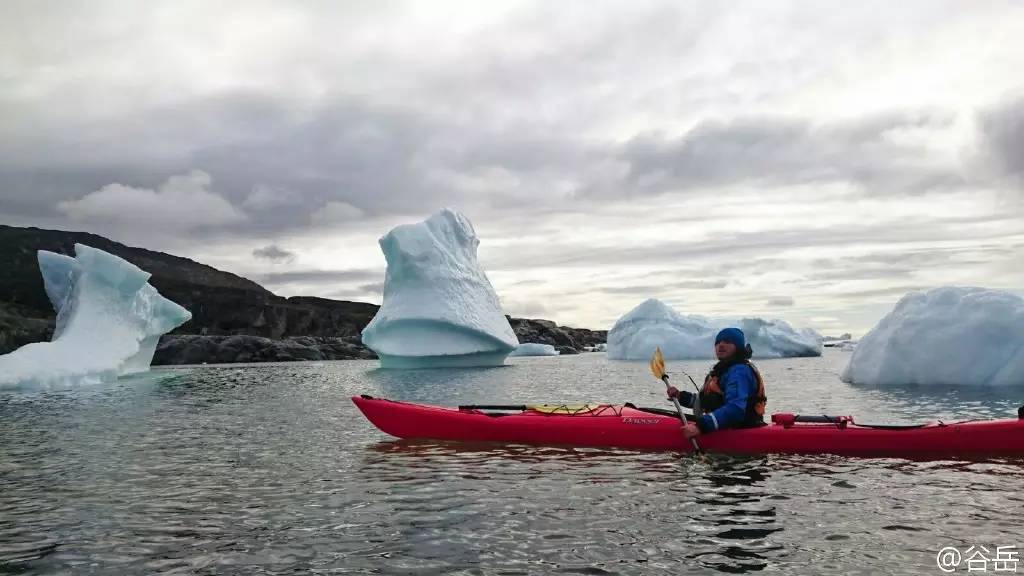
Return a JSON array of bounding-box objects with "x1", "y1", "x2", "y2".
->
[{"x1": 409, "y1": 396, "x2": 943, "y2": 429}]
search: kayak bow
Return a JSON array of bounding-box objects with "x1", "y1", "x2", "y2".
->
[{"x1": 352, "y1": 395, "x2": 1024, "y2": 459}]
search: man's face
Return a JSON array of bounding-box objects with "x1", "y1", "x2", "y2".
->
[{"x1": 715, "y1": 340, "x2": 737, "y2": 360}]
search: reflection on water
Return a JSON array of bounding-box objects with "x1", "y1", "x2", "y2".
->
[
  {"x1": 846, "y1": 381, "x2": 1023, "y2": 422},
  {"x1": 1, "y1": 351, "x2": 1022, "y2": 575}
]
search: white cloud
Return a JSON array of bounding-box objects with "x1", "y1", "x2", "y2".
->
[{"x1": 57, "y1": 171, "x2": 245, "y2": 232}]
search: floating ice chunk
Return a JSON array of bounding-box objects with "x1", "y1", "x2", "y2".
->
[
  {"x1": 607, "y1": 299, "x2": 709, "y2": 360},
  {"x1": 737, "y1": 318, "x2": 823, "y2": 358},
  {"x1": 841, "y1": 287, "x2": 1024, "y2": 386},
  {"x1": 509, "y1": 343, "x2": 560, "y2": 357},
  {"x1": 607, "y1": 298, "x2": 821, "y2": 360},
  {"x1": 0, "y1": 244, "x2": 192, "y2": 390},
  {"x1": 361, "y1": 208, "x2": 517, "y2": 368}
]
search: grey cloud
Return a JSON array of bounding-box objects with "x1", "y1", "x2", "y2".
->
[
  {"x1": 804, "y1": 243, "x2": 1024, "y2": 283},
  {"x1": 0, "y1": 90, "x2": 574, "y2": 239},
  {"x1": 596, "y1": 280, "x2": 728, "y2": 295},
  {"x1": 252, "y1": 245, "x2": 296, "y2": 263},
  {"x1": 2, "y1": 81, "x2": 986, "y2": 249},
  {"x1": 979, "y1": 95, "x2": 1024, "y2": 182},
  {"x1": 358, "y1": 282, "x2": 385, "y2": 295},
  {"x1": 486, "y1": 210, "x2": 1024, "y2": 273},
  {"x1": 812, "y1": 267, "x2": 915, "y2": 282},
  {"x1": 0, "y1": 86, "x2": 1000, "y2": 253},
  {"x1": 504, "y1": 279, "x2": 548, "y2": 288},
  {"x1": 2, "y1": 92, "x2": 457, "y2": 226},
  {"x1": 831, "y1": 285, "x2": 926, "y2": 300},
  {"x1": 612, "y1": 112, "x2": 963, "y2": 197},
  {"x1": 766, "y1": 296, "x2": 795, "y2": 307}
]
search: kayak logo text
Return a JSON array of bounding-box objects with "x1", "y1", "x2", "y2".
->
[
  {"x1": 622, "y1": 417, "x2": 662, "y2": 425},
  {"x1": 936, "y1": 545, "x2": 1019, "y2": 573}
]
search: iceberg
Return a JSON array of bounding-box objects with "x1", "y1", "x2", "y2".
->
[
  {"x1": 841, "y1": 287, "x2": 1024, "y2": 386},
  {"x1": 606, "y1": 298, "x2": 822, "y2": 360},
  {"x1": 0, "y1": 244, "x2": 192, "y2": 389},
  {"x1": 361, "y1": 208, "x2": 517, "y2": 368},
  {"x1": 509, "y1": 343, "x2": 560, "y2": 357}
]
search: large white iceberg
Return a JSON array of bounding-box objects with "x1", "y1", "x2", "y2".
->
[
  {"x1": 361, "y1": 208, "x2": 517, "y2": 368},
  {"x1": 607, "y1": 298, "x2": 822, "y2": 360},
  {"x1": 841, "y1": 287, "x2": 1024, "y2": 386},
  {"x1": 0, "y1": 244, "x2": 192, "y2": 389},
  {"x1": 509, "y1": 343, "x2": 560, "y2": 357}
]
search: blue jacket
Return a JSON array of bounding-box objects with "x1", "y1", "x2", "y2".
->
[{"x1": 679, "y1": 364, "x2": 760, "y2": 433}]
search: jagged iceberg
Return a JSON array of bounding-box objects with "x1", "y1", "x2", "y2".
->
[
  {"x1": 509, "y1": 343, "x2": 560, "y2": 357},
  {"x1": 841, "y1": 287, "x2": 1024, "y2": 386},
  {"x1": 361, "y1": 208, "x2": 518, "y2": 368},
  {"x1": 0, "y1": 244, "x2": 192, "y2": 389},
  {"x1": 607, "y1": 298, "x2": 822, "y2": 360}
]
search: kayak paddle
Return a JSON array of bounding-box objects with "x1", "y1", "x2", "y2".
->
[{"x1": 650, "y1": 347, "x2": 705, "y2": 456}]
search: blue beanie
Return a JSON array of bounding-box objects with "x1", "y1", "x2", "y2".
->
[{"x1": 715, "y1": 327, "x2": 746, "y2": 349}]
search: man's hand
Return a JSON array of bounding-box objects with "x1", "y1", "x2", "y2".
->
[
  {"x1": 666, "y1": 386, "x2": 680, "y2": 398},
  {"x1": 683, "y1": 423, "x2": 701, "y2": 439}
]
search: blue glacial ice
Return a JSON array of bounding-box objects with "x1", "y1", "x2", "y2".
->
[
  {"x1": 0, "y1": 244, "x2": 192, "y2": 390},
  {"x1": 361, "y1": 208, "x2": 518, "y2": 368},
  {"x1": 607, "y1": 298, "x2": 822, "y2": 360},
  {"x1": 841, "y1": 287, "x2": 1024, "y2": 386},
  {"x1": 509, "y1": 343, "x2": 560, "y2": 357}
]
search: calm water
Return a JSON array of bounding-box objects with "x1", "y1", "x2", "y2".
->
[{"x1": 1, "y1": 350, "x2": 1022, "y2": 575}]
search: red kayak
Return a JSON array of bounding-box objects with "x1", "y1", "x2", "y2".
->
[{"x1": 352, "y1": 395, "x2": 1024, "y2": 459}]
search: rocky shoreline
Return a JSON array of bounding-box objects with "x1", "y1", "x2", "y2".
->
[
  {"x1": 151, "y1": 319, "x2": 608, "y2": 365},
  {"x1": 153, "y1": 335, "x2": 377, "y2": 364}
]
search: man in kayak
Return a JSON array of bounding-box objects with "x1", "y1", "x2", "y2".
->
[{"x1": 666, "y1": 327, "x2": 767, "y2": 438}]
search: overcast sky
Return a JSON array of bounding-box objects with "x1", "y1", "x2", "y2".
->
[{"x1": 2, "y1": 1, "x2": 1022, "y2": 335}]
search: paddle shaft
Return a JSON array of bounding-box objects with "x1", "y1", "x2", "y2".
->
[{"x1": 662, "y1": 375, "x2": 704, "y2": 454}]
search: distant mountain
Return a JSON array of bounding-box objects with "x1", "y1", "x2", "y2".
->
[{"x1": 0, "y1": 225, "x2": 605, "y2": 363}]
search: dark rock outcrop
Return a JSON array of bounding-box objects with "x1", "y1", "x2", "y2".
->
[
  {"x1": 508, "y1": 317, "x2": 607, "y2": 351},
  {"x1": 561, "y1": 327, "x2": 608, "y2": 349},
  {"x1": 154, "y1": 335, "x2": 376, "y2": 364},
  {"x1": 0, "y1": 303, "x2": 53, "y2": 354},
  {"x1": 0, "y1": 225, "x2": 608, "y2": 364},
  {"x1": 0, "y1": 225, "x2": 269, "y2": 324}
]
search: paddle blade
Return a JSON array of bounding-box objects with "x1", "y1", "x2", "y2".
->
[{"x1": 649, "y1": 347, "x2": 667, "y2": 380}]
